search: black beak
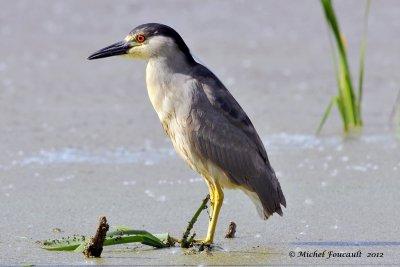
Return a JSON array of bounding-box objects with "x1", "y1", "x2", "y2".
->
[{"x1": 87, "y1": 41, "x2": 131, "y2": 60}]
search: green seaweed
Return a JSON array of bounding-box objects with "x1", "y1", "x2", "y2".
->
[
  {"x1": 39, "y1": 226, "x2": 171, "y2": 251},
  {"x1": 39, "y1": 195, "x2": 211, "y2": 253}
]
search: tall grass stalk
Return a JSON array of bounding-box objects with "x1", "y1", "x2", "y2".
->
[{"x1": 317, "y1": 0, "x2": 371, "y2": 134}]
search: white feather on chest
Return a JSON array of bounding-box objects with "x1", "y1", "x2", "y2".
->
[
  {"x1": 145, "y1": 57, "x2": 195, "y2": 162},
  {"x1": 146, "y1": 58, "x2": 193, "y2": 120}
]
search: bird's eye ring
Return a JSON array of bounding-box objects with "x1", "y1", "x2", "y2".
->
[{"x1": 136, "y1": 34, "x2": 146, "y2": 43}]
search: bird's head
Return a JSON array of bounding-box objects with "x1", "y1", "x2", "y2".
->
[{"x1": 88, "y1": 23, "x2": 195, "y2": 64}]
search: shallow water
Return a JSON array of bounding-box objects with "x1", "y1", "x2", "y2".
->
[
  {"x1": 1, "y1": 0, "x2": 400, "y2": 265},
  {"x1": 2, "y1": 133, "x2": 396, "y2": 169}
]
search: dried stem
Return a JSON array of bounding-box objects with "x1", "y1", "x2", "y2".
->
[
  {"x1": 84, "y1": 216, "x2": 109, "y2": 257},
  {"x1": 181, "y1": 194, "x2": 210, "y2": 248},
  {"x1": 225, "y1": 221, "x2": 237, "y2": 238}
]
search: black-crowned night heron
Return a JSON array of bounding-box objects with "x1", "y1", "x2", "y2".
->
[{"x1": 88, "y1": 23, "x2": 286, "y2": 245}]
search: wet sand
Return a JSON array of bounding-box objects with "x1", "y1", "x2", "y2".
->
[{"x1": 1, "y1": 0, "x2": 400, "y2": 265}]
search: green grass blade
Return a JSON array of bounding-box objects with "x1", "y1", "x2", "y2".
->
[
  {"x1": 153, "y1": 233, "x2": 171, "y2": 245},
  {"x1": 317, "y1": 96, "x2": 338, "y2": 134},
  {"x1": 40, "y1": 235, "x2": 86, "y2": 251},
  {"x1": 73, "y1": 242, "x2": 87, "y2": 253},
  {"x1": 321, "y1": 0, "x2": 349, "y2": 72},
  {"x1": 40, "y1": 228, "x2": 169, "y2": 251},
  {"x1": 321, "y1": 0, "x2": 355, "y2": 123},
  {"x1": 326, "y1": 20, "x2": 340, "y2": 88},
  {"x1": 319, "y1": 0, "x2": 368, "y2": 133},
  {"x1": 356, "y1": 0, "x2": 371, "y2": 125},
  {"x1": 336, "y1": 96, "x2": 349, "y2": 132},
  {"x1": 103, "y1": 233, "x2": 166, "y2": 248}
]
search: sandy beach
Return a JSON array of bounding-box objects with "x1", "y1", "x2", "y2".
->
[{"x1": 1, "y1": 0, "x2": 399, "y2": 265}]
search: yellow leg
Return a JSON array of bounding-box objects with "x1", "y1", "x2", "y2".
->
[
  {"x1": 204, "y1": 179, "x2": 215, "y2": 209},
  {"x1": 203, "y1": 182, "x2": 224, "y2": 244}
]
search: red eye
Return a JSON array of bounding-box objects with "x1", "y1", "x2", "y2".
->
[{"x1": 136, "y1": 34, "x2": 146, "y2": 43}]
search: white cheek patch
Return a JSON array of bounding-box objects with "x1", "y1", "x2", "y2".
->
[
  {"x1": 147, "y1": 36, "x2": 177, "y2": 56},
  {"x1": 148, "y1": 36, "x2": 174, "y2": 45},
  {"x1": 126, "y1": 45, "x2": 150, "y2": 59},
  {"x1": 125, "y1": 35, "x2": 177, "y2": 59}
]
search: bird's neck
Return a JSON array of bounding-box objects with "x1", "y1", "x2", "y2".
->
[
  {"x1": 147, "y1": 51, "x2": 193, "y2": 73},
  {"x1": 146, "y1": 52, "x2": 194, "y2": 89},
  {"x1": 145, "y1": 53, "x2": 195, "y2": 123}
]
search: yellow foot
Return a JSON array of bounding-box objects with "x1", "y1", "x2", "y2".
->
[
  {"x1": 193, "y1": 237, "x2": 213, "y2": 245},
  {"x1": 192, "y1": 238, "x2": 213, "y2": 251},
  {"x1": 192, "y1": 237, "x2": 225, "y2": 251}
]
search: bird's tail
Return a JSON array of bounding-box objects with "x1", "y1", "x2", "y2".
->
[{"x1": 245, "y1": 169, "x2": 286, "y2": 220}]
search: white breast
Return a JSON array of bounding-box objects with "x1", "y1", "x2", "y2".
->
[
  {"x1": 146, "y1": 60, "x2": 170, "y2": 122},
  {"x1": 145, "y1": 57, "x2": 235, "y2": 189},
  {"x1": 145, "y1": 58, "x2": 194, "y2": 160}
]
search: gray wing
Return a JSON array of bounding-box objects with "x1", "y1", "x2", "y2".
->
[
  {"x1": 188, "y1": 64, "x2": 286, "y2": 219},
  {"x1": 194, "y1": 66, "x2": 269, "y2": 163}
]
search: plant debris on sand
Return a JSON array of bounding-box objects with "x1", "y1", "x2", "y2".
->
[
  {"x1": 84, "y1": 216, "x2": 109, "y2": 257},
  {"x1": 38, "y1": 194, "x2": 219, "y2": 257},
  {"x1": 225, "y1": 221, "x2": 237, "y2": 238}
]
